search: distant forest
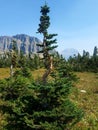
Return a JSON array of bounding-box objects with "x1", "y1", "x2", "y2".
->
[
  {"x1": 0, "y1": 46, "x2": 98, "y2": 73},
  {"x1": 68, "y1": 46, "x2": 98, "y2": 72}
]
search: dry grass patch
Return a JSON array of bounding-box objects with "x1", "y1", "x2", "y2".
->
[
  {"x1": 0, "y1": 68, "x2": 10, "y2": 79},
  {"x1": 72, "y1": 72, "x2": 98, "y2": 130},
  {"x1": 32, "y1": 68, "x2": 45, "y2": 80}
]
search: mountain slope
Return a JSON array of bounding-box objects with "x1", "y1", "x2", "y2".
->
[
  {"x1": 61, "y1": 48, "x2": 79, "y2": 59},
  {"x1": 0, "y1": 34, "x2": 41, "y2": 55}
]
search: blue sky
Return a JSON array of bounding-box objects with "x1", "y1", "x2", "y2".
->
[{"x1": 0, "y1": 0, "x2": 98, "y2": 54}]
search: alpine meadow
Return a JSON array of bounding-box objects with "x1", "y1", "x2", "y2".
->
[{"x1": 0, "y1": 2, "x2": 98, "y2": 130}]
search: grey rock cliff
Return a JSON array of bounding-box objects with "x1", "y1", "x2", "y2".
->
[{"x1": 0, "y1": 34, "x2": 41, "y2": 55}]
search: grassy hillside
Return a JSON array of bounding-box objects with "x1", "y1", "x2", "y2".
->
[
  {"x1": 0, "y1": 68, "x2": 98, "y2": 129},
  {"x1": 72, "y1": 72, "x2": 98, "y2": 130}
]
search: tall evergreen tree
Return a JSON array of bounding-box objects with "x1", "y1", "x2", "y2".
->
[
  {"x1": 92, "y1": 46, "x2": 98, "y2": 72},
  {"x1": 37, "y1": 3, "x2": 58, "y2": 83},
  {"x1": 10, "y1": 40, "x2": 18, "y2": 76},
  {"x1": 93, "y1": 46, "x2": 98, "y2": 57}
]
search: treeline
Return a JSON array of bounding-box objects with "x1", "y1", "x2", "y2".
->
[
  {"x1": 68, "y1": 46, "x2": 98, "y2": 72},
  {"x1": 0, "y1": 46, "x2": 98, "y2": 73},
  {"x1": 0, "y1": 51, "x2": 43, "y2": 69}
]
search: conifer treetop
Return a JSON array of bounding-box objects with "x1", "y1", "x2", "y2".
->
[{"x1": 37, "y1": 4, "x2": 50, "y2": 34}]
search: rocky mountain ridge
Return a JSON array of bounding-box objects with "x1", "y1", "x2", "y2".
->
[{"x1": 0, "y1": 34, "x2": 42, "y2": 55}]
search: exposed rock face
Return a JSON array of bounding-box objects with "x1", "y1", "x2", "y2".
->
[{"x1": 0, "y1": 34, "x2": 41, "y2": 55}]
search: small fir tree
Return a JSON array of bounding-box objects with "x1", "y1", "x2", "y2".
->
[
  {"x1": 10, "y1": 40, "x2": 18, "y2": 77},
  {"x1": 93, "y1": 46, "x2": 98, "y2": 57}
]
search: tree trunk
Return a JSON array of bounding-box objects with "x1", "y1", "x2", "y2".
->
[
  {"x1": 10, "y1": 65, "x2": 14, "y2": 77},
  {"x1": 42, "y1": 56, "x2": 53, "y2": 84}
]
